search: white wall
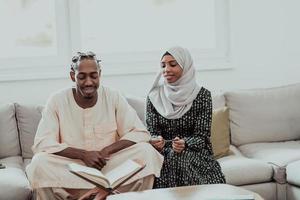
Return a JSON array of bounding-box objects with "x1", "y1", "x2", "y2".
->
[{"x1": 0, "y1": 0, "x2": 300, "y2": 105}]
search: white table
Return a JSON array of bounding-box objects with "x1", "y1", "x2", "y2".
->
[{"x1": 107, "y1": 184, "x2": 264, "y2": 200}]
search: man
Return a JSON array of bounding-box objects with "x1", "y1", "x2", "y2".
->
[{"x1": 26, "y1": 51, "x2": 164, "y2": 200}]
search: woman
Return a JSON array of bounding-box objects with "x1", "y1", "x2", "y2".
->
[{"x1": 146, "y1": 46, "x2": 225, "y2": 188}]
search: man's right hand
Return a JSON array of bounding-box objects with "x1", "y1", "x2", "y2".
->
[
  {"x1": 149, "y1": 136, "x2": 165, "y2": 152},
  {"x1": 81, "y1": 151, "x2": 109, "y2": 171},
  {"x1": 55, "y1": 147, "x2": 110, "y2": 171}
]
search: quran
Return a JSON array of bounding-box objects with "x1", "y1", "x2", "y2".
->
[{"x1": 68, "y1": 159, "x2": 145, "y2": 190}]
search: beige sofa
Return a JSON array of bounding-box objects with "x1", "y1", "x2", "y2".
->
[
  {"x1": 223, "y1": 83, "x2": 300, "y2": 200},
  {"x1": 1, "y1": 83, "x2": 300, "y2": 200}
]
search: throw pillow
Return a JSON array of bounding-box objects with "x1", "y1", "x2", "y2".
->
[{"x1": 211, "y1": 107, "x2": 230, "y2": 159}]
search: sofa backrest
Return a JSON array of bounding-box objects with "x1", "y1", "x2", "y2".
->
[
  {"x1": 7, "y1": 84, "x2": 300, "y2": 158},
  {"x1": 0, "y1": 103, "x2": 21, "y2": 158},
  {"x1": 212, "y1": 93, "x2": 226, "y2": 110},
  {"x1": 225, "y1": 83, "x2": 300, "y2": 146},
  {"x1": 126, "y1": 94, "x2": 226, "y2": 122},
  {"x1": 4, "y1": 94, "x2": 225, "y2": 159},
  {"x1": 11, "y1": 97, "x2": 148, "y2": 159},
  {"x1": 125, "y1": 95, "x2": 146, "y2": 124}
]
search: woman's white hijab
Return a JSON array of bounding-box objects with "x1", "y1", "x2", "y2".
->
[{"x1": 148, "y1": 46, "x2": 200, "y2": 119}]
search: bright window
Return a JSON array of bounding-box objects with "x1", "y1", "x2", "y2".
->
[
  {"x1": 0, "y1": 0, "x2": 230, "y2": 81},
  {"x1": 76, "y1": 0, "x2": 230, "y2": 74},
  {"x1": 0, "y1": 0, "x2": 70, "y2": 81},
  {"x1": 80, "y1": 0, "x2": 216, "y2": 53},
  {"x1": 0, "y1": 0, "x2": 57, "y2": 58}
]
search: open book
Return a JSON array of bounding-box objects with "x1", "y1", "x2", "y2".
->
[{"x1": 68, "y1": 159, "x2": 145, "y2": 190}]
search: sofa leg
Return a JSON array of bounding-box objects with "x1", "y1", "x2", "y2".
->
[{"x1": 277, "y1": 183, "x2": 287, "y2": 200}]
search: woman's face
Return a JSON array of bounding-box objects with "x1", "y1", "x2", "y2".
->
[{"x1": 161, "y1": 55, "x2": 183, "y2": 83}]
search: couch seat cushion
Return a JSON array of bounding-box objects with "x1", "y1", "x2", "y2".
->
[
  {"x1": 218, "y1": 154, "x2": 273, "y2": 185},
  {"x1": 0, "y1": 104, "x2": 20, "y2": 158},
  {"x1": 287, "y1": 160, "x2": 300, "y2": 186},
  {"x1": 239, "y1": 141, "x2": 300, "y2": 166},
  {"x1": 239, "y1": 141, "x2": 300, "y2": 184},
  {"x1": 287, "y1": 185, "x2": 300, "y2": 200},
  {"x1": 0, "y1": 156, "x2": 32, "y2": 200}
]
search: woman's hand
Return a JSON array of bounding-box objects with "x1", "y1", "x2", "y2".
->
[
  {"x1": 172, "y1": 137, "x2": 185, "y2": 153},
  {"x1": 150, "y1": 136, "x2": 165, "y2": 152}
]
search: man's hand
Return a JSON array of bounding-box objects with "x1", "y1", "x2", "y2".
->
[
  {"x1": 172, "y1": 137, "x2": 185, "y2": 153},
  {"x1": 55, "y1": 140, "x2": 135, "y2": 170},
  {"x1": 150, "y1": 136, "x2": 165, "y2": 152},
  {"x1": 81, "y1": 151, "x2": 109, "y2": 171}
]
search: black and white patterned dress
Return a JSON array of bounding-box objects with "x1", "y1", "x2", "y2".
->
[{"x1": 146, "y1": 87, "x2": 226, "y2": 188}]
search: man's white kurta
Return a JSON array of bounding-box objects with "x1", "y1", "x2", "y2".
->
[{"x1": 26, "y1": 86, "x2": 163, "y2": 189}]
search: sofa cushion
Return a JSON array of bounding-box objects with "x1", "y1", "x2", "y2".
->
[
  {"x1": 126, "y1": 96, "x2": 146, "y2": 124},
  {"x1": 0, "y1": 104, "x2": 20, "y2": 158},
  {"x1": 211, "y1": 107, "x2": 230, "y2": 159},
  {"x1": 218, "y1": 154, "x2": 273, "y2": 186},
  {"x1": 0, "y1": 156, "x2": 32, "y2": 200},
  {"x1": 239, "y1": 140, "x2": 300, "y2": 166},
  {"x1": 15, "y1": 103, "x2": 43, "y2": 159},
  {"x1": 225, "y1": 83, "x2": 300, "y2": 146},
  {"x1": 23, "y1": 158, "x2": 32, "y2": 169},
  {"x1": 241, "y1": 183, "x2": 277, "y2": 200},
  {"x1": 287, "y1": 160, "x2": 300, "y2": 186},
  {"x1": 212, "y1": 93, "x2": 226, "y2": 110},
  {"x1": 287, "y1": 185, "x2": 300, "y2": 200},
  {"x1": 239, "y1": 141, "x2": 300, "y2": 185}
]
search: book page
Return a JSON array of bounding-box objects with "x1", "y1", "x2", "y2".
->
[
  {"x1": 68, "y1": 163, "x2": 105, "y2": 178},
  {"x1": 68, "y1": 163, "x2": 110, "y2": 187},
  {"x1": 104, "y1": 160, "x2": 141, "y2": 187}
]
